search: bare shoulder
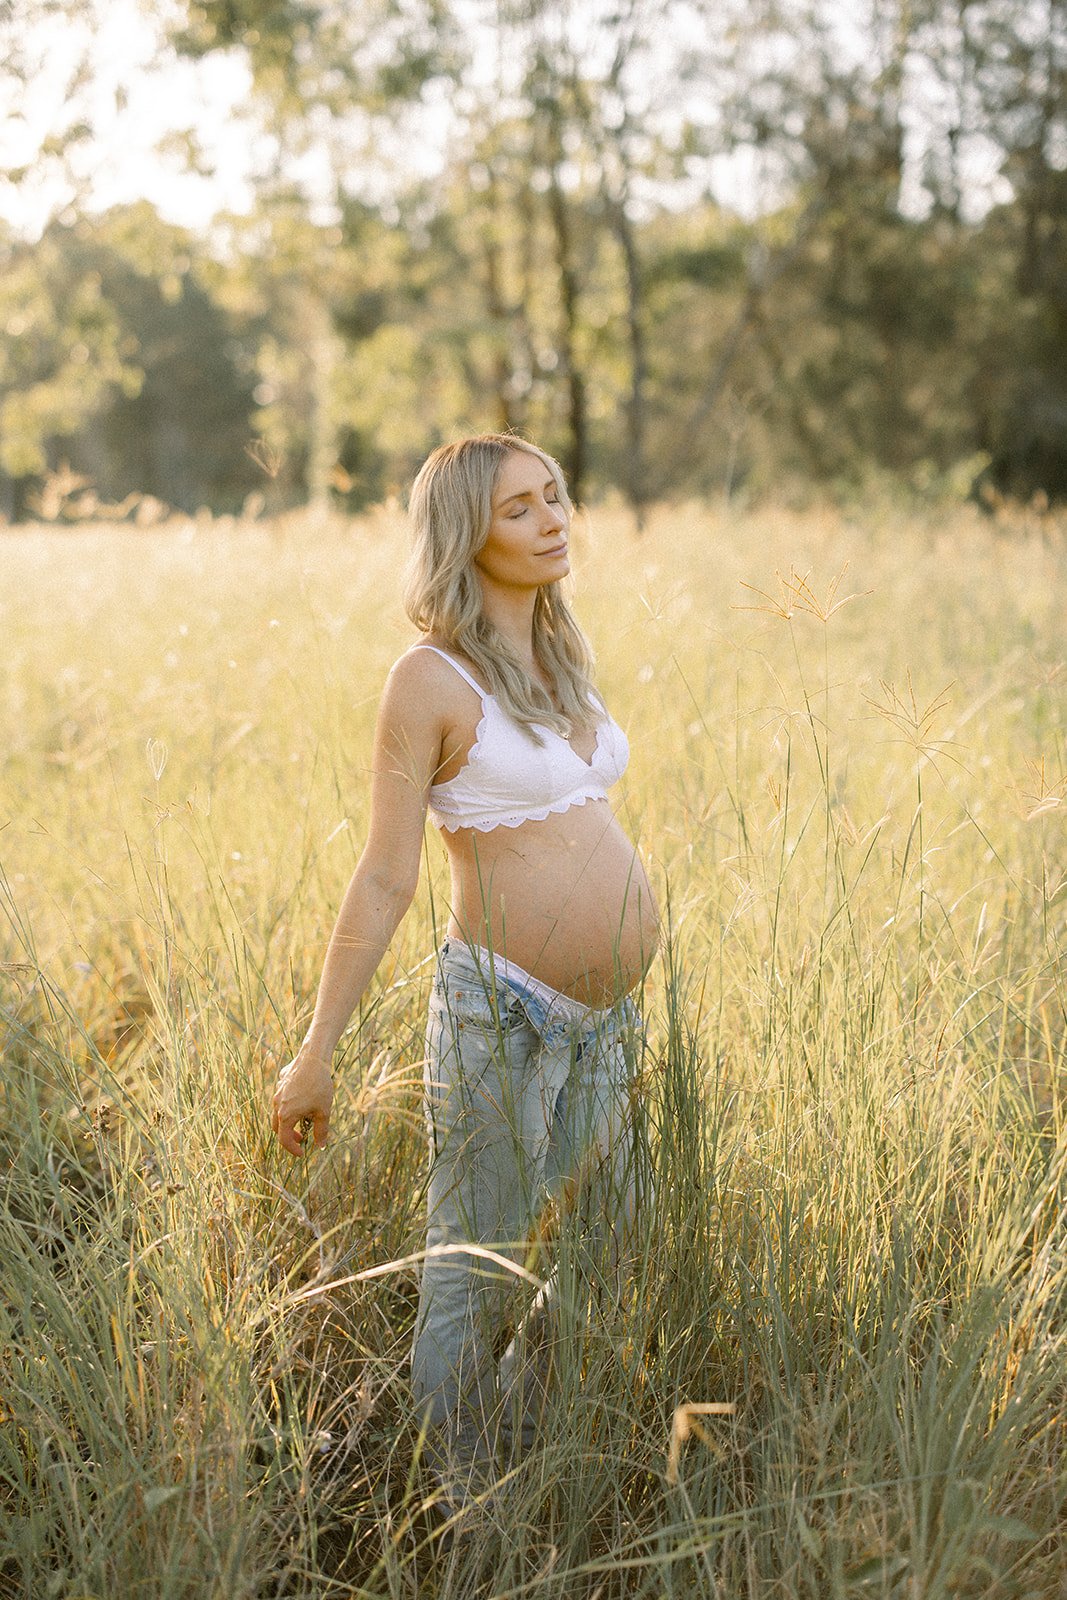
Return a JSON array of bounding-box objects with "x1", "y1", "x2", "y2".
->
[
  {"x1": 387, "y1": 641, "x2": 482, "y2": 716},
  {"x1": 371, "y1": 647, "x2": 467, "y2": 765}
]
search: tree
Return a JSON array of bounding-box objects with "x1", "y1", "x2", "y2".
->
[
  {"x1": 965, "y1": 0, "x2": 1067, "y2": 497},
  {"x1": 0, "y1": 203, "x2": 267, "y2": 517},
  {"x1": 0, "y1": 221, "x2": 138, "y2": 516},
  {"x1": 168, "y1": 0, "x2": 460, "y2": 507}
]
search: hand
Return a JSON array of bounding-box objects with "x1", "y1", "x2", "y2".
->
[{"x1": 271, "y1": 1045, "x2": 335, "y2": 1156}]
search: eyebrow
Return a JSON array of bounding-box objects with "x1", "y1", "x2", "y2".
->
[{"x1": 496, "y1": 478, "x2": 558, "y2": 508}]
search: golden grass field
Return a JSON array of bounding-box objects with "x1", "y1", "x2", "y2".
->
[{"x1": 1, "y1": 498, "x2": 1065, "y2": 1598}]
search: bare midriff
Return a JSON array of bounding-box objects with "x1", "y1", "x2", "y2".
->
[{"x1": 441, "y1": 798, "x2": 659, "y2": 1007}]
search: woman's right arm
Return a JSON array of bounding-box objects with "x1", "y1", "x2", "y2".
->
[{"x1": 271, "y1": 652, "x2": 442, "y2": 1156}]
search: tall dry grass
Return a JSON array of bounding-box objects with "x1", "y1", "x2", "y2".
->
[{"x1": 1, "y1": 498, "x2": 1064, "y2": 1598}]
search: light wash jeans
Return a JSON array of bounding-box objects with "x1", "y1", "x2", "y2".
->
[{"x1": 410, "y1": 939, "x2": 644, "y2": 1504}]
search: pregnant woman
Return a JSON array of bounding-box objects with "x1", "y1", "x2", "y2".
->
[{"x1": 271, "y1": 433, "x2": 659, "y2": 1518}]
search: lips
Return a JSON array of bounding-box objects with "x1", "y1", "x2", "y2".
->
[{"x1": 540, "y1": 543, "x2": 568, "y2": 557}]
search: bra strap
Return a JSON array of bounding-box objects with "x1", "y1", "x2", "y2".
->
[{"x1": 414, "y1": 644, "x2": 489, "y2": 701}]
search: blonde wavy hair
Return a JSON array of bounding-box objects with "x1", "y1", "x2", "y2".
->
[{"x1": 403, "y1": 434, "x2": 599, "y2": 739}]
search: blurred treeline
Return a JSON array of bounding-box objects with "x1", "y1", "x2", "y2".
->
[{"x1": 1, "y1": 0, "x2": 1064, "y2": 520}]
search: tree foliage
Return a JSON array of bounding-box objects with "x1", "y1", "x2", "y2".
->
[{"x1": 0, "y1": 0, "x2": 1063, "y2": 516}]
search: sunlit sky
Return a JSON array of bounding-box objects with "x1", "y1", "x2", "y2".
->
[
  {"x1": 0, "y1": 0, "x2": 1012, "y2": 242},
  {"x1": 3, "y1": 1, "x2": 278, "y2": 236}
]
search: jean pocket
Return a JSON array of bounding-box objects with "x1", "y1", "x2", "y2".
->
[{"x1": 434, "y1": 977, "x2": 524, "y2": 1034}]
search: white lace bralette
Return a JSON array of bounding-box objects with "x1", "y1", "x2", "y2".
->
[{"x1": 415, "y1": 645, "x2": 629, "y2": 832}]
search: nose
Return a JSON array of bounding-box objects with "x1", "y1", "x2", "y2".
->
[{"x1": 543, "y1": 499, "x2": 565, "y2": 534}]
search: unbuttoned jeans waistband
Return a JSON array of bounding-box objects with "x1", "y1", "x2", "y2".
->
[{"x1": 434, "y1": 939, "x2": 640, "y2": 1054}]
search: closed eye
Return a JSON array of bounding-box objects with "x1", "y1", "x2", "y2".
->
[{"x1": 506, "y1": 494, "x2": 562, "y2": 518}]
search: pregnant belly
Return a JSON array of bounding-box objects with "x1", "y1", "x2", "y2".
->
[{"x1": 444, "y1": 799, "x2": 660, "y2": 1006}]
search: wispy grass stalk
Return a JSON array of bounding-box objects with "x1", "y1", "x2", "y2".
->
[{"x1": 0, "y1": 500, "x2": 1064, "y2": 1596}]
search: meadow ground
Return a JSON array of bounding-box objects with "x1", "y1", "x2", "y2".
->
[{"x1": 1, "y1": 497, "x2": 1064, "y2": 1599}]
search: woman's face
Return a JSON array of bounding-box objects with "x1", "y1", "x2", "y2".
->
[{"x1": 475, "y1": 449, "x2": 570, "y2": 593}]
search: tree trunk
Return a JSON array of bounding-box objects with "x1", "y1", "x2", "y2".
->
[
  {"x1": 481, "y1": 161, "x2": 517, "y2": 432},
  {"x1": 305, "y1": 292, "x2": 340, "y2": 511},
  {"x1": 542, "y1": 96, "x2": 587, "y2": 502},
  {"x1": 605, "y1": 190, "x2": 648, "y2": 530}
]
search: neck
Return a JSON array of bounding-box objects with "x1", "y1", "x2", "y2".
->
[{"x1": 477, "y1": 581, "x2": 539, "y2": 671}]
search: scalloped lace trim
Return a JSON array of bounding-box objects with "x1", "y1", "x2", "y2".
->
[{"x1": 432, "y1": 789, "x2": 607, "y2": 833}]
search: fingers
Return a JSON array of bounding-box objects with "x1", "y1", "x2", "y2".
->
[
  {"x1": 278, "y1": 1120, "x2": 306, "y2": 1157},
  {"x1": 270, "y1": 1057, "x2": 332, "y2": 1156},
  {"x1": 272, "y1": 1102, "x2": 330, "y2": 1156}
]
